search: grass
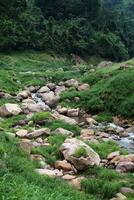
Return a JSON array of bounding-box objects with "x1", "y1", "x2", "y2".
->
[
  {"x1": 87, "y1": 140, "x2": 128, "y2": 159},
  {"x1": 32, "y1": 112, "x2": 51, "y2": 123},
  {"x1": 32, "y1": 134, "x2": 66, "y2": 165},
  {"x1": 60, "y1": 60, "x2": 134, "y2": 118},
  {"x1": 73, "y1": 147, "x2": 87, "y2": 158},
  {"x1": 0, "y1": 133, "x2": 92, "y2": 200}
]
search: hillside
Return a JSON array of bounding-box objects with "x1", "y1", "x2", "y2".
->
[{"x1": 0, "y1": 52, "x2": 134, "y2": 200}]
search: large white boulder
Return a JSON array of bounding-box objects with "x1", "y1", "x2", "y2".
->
[{"x1": 60, "y1": 138, "x2": 100, "y2": 170}]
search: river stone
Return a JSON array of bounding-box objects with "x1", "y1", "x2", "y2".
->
[
  {"x1": 41, "y1": 91, "x2": 59, "y2": 107},
  {"x1": 21, "y1": 102, "x2": 50, "y2": 113},
  {"x1": 35, "y1": 169, "x2": 63, "y2": 177},
  {"x1": 55, "y1": 86, "x2": 66, "y2": 96},
  {"x1": 52, "y1": 111, "x2": 77, "y2": 125},
  {"x1": 107, "y1": 151, "x2": 120, "y2": 160},
  {"x1": 0, "y1": 103, "x2": 22, "y2": 117},
  {"x1": 26, "y1": 128, "x2": 50, "y2": 139},
  {"x1": 57, "y1": 107, "x2": 68, "y2": 115},
  {"x1": 54, "y1": 128, "x2": 74, "y2": 137},
  {"x1": 17, "y1": 90, "x2": 30, "y2": 99},
  {"x1": 60, "y1": 138, "x2": 100, "y2": 170},
  {"x1": 46, "y1": 83, "x2": 56, "y2": 91},
  {"x1": 37, "y1": 86, "x2": 50, "y2": 93}
]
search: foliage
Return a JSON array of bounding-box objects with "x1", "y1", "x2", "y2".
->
[{"x1": 73, "y1": 147, "x2": 87, "y2": 158}]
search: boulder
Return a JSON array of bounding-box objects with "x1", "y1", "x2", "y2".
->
[
  {"x1": 80, "y1": 129, "x2": 95, "y2": 137},
  {"x1": 37, "y1": 86, "x2": 50, "y2": 93},
  {"x1": 116, "y1": 161, "x2": 134, "y2": 173},
  {"x1": 62, "y1": 174, "x2": 76, "y2": 180},
  {"x1": 57, "y1": 107, "x2": 68, "y2": 115},
  {"x1": 54, "y1": 128, "x2": 74, "y2": 137},
  {"x1": 55, "y1": 86, "x2": 66, "y2": 96},
  {"x1": 78, "y1": 84, "x2": 90, "y2": 91},
  {"x1": 64, "y1": 79, "x2": 79, "y2": 88},
  {"x1": 16, "y1": 129, "x2": 28, "y2": 138},
  {"x1": 55, "y1": 160, "x2": 73, "y2": 171},
  {"x1": 46, "y1": 83, "x2": 56, "y2": 91},
  {"x1": 21, "y1": 102, "x2": 50, "y2": 113},
  {"x1": 67, "y1": 108, "x2": 79, "y2": 117},
  {"x1": 52, "y1": 111, "x2": 77, "y2": 125},
  {"x1": 120, "y1": 187, "x2": 134, "y2": 195},
  {"x1": 41, "y1": 91, "x2": 59, "y2": 107},
  {"x1": 110, "y1": 154, "x2": 134, "y2": 166},
  {"x1": 26, "y1": 128, "x2": 50, "y2": 139},
  {"x1": 17, "y1": 90, "x2": 30, "y2": 99},
  {"x1": 86, "y1": 117, "x2": 98, "y2": 126},
  {"x1": 0, "y1": 103, "x2": 22, "y2": 117},
  {"x1": 60, "y1": 138, "x2": 100, "y2": 170},
  {"x1": 97, "y1": 61, "x2": 113, "y2": 68},
  {"x1": 69, "y1": 177, "x2": 84, "y2": 190}
]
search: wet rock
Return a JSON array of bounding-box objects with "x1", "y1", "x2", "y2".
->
[
  {"x1": 26, "y1": 128, "x2": 50, "y2": 139},
  {"x1": 54, "y1": 128, "x2": 74, "y2": 137},
  {"x1": 60, "y1": 138, "x2": 100, "y2": 170},
  {"x1": 0, "y1": 103, "x2": 22, "y2": 117}
]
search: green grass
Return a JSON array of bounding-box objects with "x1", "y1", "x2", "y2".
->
[
  {"x1": 73, "y1": 147, "x2": 87, "y2": 158},
  {"x1": 87, "y1": 140, "x2": 128, "y2": 159},
  {"x1": 0, "y1": 133, "x2": 92, "y2": 200},
  {"x1": 60, "y1": 60, "x2": 134, "y2": 118},
  {"x1": 32, "y1": 135, "x2": 66, "y2": 165},
  {"x1": 32, "y1": 112, "x2": 51, "y2": 123}
]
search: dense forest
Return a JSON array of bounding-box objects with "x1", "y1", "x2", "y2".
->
[{"x1": 0, "y1": 0, "x2": 134, "y2": 61}]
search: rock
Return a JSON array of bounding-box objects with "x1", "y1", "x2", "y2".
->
[
  {"x1": 30, "y1": 154, "x2": 45, "y2": 161},
  {"x1": 54, "y1": 128, "x2": 74, "y2": 137},
  {"x1": 21, "y1": 102, "x2": 50, "y2": 113},
  {"x1": 110, "y1": 154, "x2": 134, "y2": 166},
  {"x1": 55, "y1": 86, "x2": 66, "y2": 96},
  {"x1": 60, "y1": 138, "x2": 100, "y2": 170},
  {"x1": 17, "y1": 90, "x2": 30, "y2": 99},
  {"x1": 20, "y1": 139, "x2": 32, "y2": 154},
  {"x1": 37, "y1": 86, "x2": 50, "y2": 93},
  {"x1": 16, "y1": 129, "x2": 28, "y2": 138},
  {"x1": 97, "y1": 61, "x2": 113, "y2": 68},
  {"x1": 46, "y1": 83, "x2": 56, "y2": 91},
  {"x1": 86, "y1": 117, "x2": 98, "y2": 126},
  {"x1": 116, "y1": 161, "x2": 134, "y2": 173},
  {"x1": 116, "y1": 193, "x2": 127, "y2": 200},
  {"x1": 27, "y1": 86, "x2": 39, "y2": 93},
  {"x1": 22, "y1": 99, "x2": 36, "y2": 104},
  {"x1": 67, "y1": 108, "x2": 79, "y2": 117},
  {"x1": 69, "y1": 177, "x2": 84, "y2": 190},
  {"x1": 57, "y1": 107, "x2": 68, "y2": 115},
  {"x1": 0, "y1": 103, "x2": 22, "y2": 117},
  {"x1": 35, "y1": 169, "x2": 63, "y2": 177},
  {"x1": 120, "y1": 187, "x2": 134, "y2": 195},
  {"x1": 52, "y1": 111, "x2": 77, "y2": 125},
  {"x1": 80, "y1": 129, "x2": 95, "y2": 137},
  {"x1": 107, "y1": 151, "x2": 120, "y2": 160},
  {"x1": 41, "y1": 91, "x2": 59, "y2": 107},
  {"x1": 62, "y1": 174, "x2": 76, "y2": 180},
  {"x1": 26, "y1": 128, "x2": 50, "y2": 139},
  {"x1": 55, "y1": 160, "x2": 73, "y2": 171},
  {"x1": 64, "y1": 79, "x2": 79, "y2": 88},
  {"x1": 78, "y1": 84, "x2": 90, "y2": 91}
]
